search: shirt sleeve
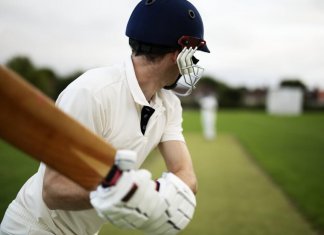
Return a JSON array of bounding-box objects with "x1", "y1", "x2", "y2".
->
[
  {"x1": 161, "y1": 94, "x2": 185, "y2": 143},
  {"x1": 55, "y1": 88, "x2": 105, "y2": 136}
]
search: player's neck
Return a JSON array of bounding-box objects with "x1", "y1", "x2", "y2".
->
[{"x1": 132, "y1": 55, "x2": 173, "y2": 102}]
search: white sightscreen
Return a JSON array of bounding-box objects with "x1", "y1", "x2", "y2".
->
[{"x1": 266, "y1": 88, "x2": 303, "y2": 115}]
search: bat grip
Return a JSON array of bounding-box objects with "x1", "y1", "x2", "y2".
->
[
  {"x1": 101, "y1": 165, "x2": 123, "y2": 188},
  {"x1": 101, "y1": 165, "x2": 139, "y2": 203}
]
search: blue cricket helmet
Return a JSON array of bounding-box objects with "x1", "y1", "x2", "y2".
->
[{"x1": 126, "y1": 0, "x2": 210, "y2": 53}]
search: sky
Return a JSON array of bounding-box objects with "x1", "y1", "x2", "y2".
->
[{"x1": 1, "y1": 0, "x2": 324, "y2": 90}]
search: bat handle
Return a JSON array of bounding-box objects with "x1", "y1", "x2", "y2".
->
[
  {"x1": 101, "y1": 149, "x2": 137, "y2": 187},
  {"x1": 100, "y1": 150, "x2": 138, "y2": 201},
  {"x1": 101, "y1": 165, "x2": 123, "y2": 188},
  {"x1": 101, "y1": 165, "x2": 138, "y2": 203}
]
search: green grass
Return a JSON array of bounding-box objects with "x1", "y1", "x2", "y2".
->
[
  {"x1": 0, "y1": 140, "x2": 38, "y2": 219},
  {"x1": 183, "y1": 110, "x2": 324, "y2": 232},
  {"x1": 100, "y1": 133, "x2": 315, "y2": 235},
  {"x1": 0, "y1": 110, "x2": 323, "y2": 234}
]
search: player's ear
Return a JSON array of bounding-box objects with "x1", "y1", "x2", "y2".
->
[{"x1": 171, "y1": 50, "x2": 180, "y2": 63}]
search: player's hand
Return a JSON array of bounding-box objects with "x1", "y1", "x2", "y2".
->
[
  {"x1": 140, "y1": 172, "x2": 197, "y2": 235},
  {"x1": 90, "y1": 150, "x2": 168, "y2": 230}
]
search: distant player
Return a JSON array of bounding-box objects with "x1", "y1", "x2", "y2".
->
[
  {"x1": 199, "y1": 94, "x2": 218, "y2": 140},
  {"x1": 0, "y1": 0, "x2": 210, "y2": 234}
]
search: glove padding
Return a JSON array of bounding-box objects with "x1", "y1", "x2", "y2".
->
[
  {"x1": 140, "y1": 172, "x2": 197, "y2": 235},
  {"x1": 90, "y1": 150, "x2": 168, "y2": 230}
]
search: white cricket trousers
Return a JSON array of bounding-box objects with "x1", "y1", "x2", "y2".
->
[{"x1": 201, "y1": 109, "x2": 216, "y2": 140}]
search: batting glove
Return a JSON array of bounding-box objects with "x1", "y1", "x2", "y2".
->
[
  {"x1": 90, "y1": 150, "x2": 168, "y2": 230},
  {"x1": 140, "y1": 172, "x2": 197, "y2": 235}
]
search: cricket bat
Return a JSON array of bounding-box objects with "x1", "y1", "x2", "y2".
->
[{"x1": 0, "y1": 65, "x2": 116, "y2": 190}]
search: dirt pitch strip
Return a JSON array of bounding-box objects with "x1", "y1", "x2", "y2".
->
[{"x1": 100, "y1": 133, "x2": 316, "y2": 235}]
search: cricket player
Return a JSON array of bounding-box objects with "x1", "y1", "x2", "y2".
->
[
  {"x1": 199, "y1": 94, "x2": 218, "y2": 140},
  {"x1": 0, "y1": 0, "x2": 210, "y2": 234}
]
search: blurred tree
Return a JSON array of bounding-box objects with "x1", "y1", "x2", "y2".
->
[
  {"x1": 56, "y1": 71, "x2": 83, "y2": 98},
  {"x1": 5, "y1": 56, "x2": 82, "y2": 100},
  {"x1": 6, "y1": 57, "x2": 36, "y2": 84},
  {"x1": 280, "y1": 79, "x2": 307, "y2": 91},
  {"x1": 6, "y1": 56, "x2": 57, "y2": 98},
  {"x1": 197, "y1": 76, "x2": 217, "y2": 93},
  {"x1": 220, "y1": 88, "x2": 243, "y2": 108},
  {"x1": 36, "y1": 68, "x2": 57, "y2": 99},
  {"x1": 194, "y1": 76, "x2": 244, "y2": 108},
  {"x1": 280, "y1": 78, "x2": 309, "y2": 110}
]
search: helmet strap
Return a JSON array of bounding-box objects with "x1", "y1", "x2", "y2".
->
[{"x1": 163, "y1": 74, "x2": 181, "y2": 90}]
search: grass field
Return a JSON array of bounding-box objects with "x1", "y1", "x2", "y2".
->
[
  {"x1": 0, "y1": 110, "x2": 323, "y2": 234},
  {"x1": 99, "y1": 133, "x2": 315, "y2": 235},
  {"x1": 0, "y1": 140, "x2": 38, "y2": 219},
  {"x1": 183, "y1": 110, "x2": 324, "y2": 233}
]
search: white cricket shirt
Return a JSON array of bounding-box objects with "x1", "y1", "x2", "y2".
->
[{"x1": 1, "y1": 56, "x2": 185, "y2": 235}]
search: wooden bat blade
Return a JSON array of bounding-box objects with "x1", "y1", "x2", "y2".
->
[{"x1": 0, "y1": 65, "x2": 116, "y2": 190}]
